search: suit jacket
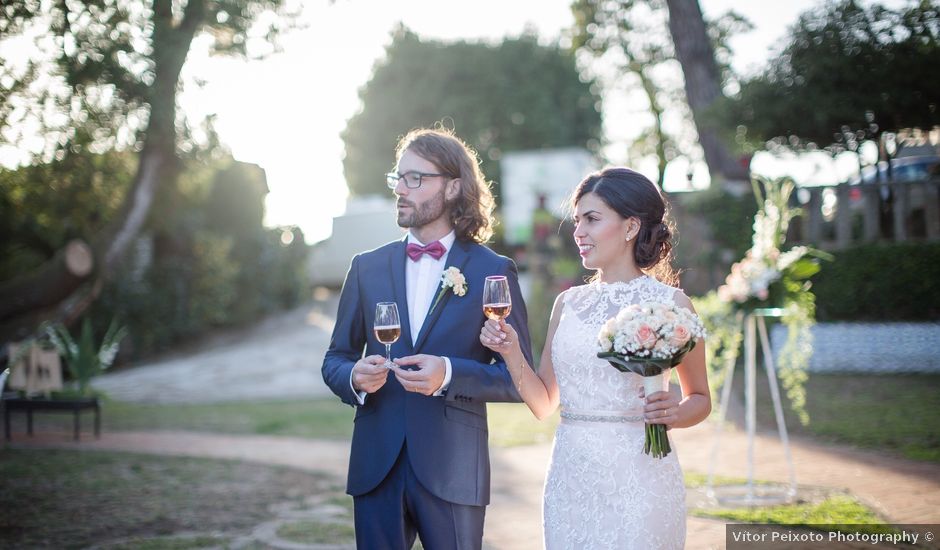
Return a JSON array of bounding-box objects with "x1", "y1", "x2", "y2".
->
[{"x1": 321, "y1": 236, "x2": 533, "y2": 506}]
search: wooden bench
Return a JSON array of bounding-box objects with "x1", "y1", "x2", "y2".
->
[{"x1": 2, "y1": 395, "x2": 101, "y2": 441}]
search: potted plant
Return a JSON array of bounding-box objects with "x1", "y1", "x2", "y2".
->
[{"x1": 46, "y1": 318, "x2": 127, "y2": 398}]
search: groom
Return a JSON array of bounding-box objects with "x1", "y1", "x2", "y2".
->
[{"x1": 322, "y1": 127, "x2": 533, "y2": 549}]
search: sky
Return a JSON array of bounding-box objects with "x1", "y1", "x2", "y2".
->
[{"x1": 0, "y1": 0, "x2": 864, "y2": 244}]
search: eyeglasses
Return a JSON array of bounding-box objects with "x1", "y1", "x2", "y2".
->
[{"x1": 386, "y1": 171, "x2": 451, "y2": 190}]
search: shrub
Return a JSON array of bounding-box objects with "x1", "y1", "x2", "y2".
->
[{"x1": 812, "y1": 242, "x2": 940, "y2": 321}]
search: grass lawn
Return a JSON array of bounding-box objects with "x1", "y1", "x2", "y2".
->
[
  {"x1": 694, "y1": 494, "x2": 882, "y2": 524},
  {"x1": 751, "y1": 372, "x2": 940, "y2": 462},
  {"x1": 10, "y1": 397, "x2": 355, "y2": 440},
  {"x1": 0, "y1": 449, "x2": 348, "y2": 549},
  {"x1": 12, "y1": 372, "x2": 936, "y2": 462},
  {"x1": 8, "y1": 396, "x2": 557, "y2": 446}
]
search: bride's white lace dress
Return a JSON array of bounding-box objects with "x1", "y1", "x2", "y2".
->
[{"x1": 544, "y1": 275, "x2": 686, "y2": 549}]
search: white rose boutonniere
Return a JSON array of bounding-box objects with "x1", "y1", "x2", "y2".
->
[{"x1": 431, "y1": 267, "x2": 467, "y2": 312}]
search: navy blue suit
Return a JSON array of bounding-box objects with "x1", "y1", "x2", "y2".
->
[{"x1": 322, "y1": 236, "x2": 533, "y2": 549}]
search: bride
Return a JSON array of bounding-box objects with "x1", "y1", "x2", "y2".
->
[{"x1": 480, "y1": 167, "x2": 710, "y2": 549}]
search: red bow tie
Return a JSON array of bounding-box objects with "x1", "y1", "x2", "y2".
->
[{"x1": 406, "y1": 241, "x2": 446, "y2": 261}]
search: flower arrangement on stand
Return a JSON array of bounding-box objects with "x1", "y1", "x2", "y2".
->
[{"x1": 700, "y1": 176, "x2": 831, "y2": 424}]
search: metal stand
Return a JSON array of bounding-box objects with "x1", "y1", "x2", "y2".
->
[{"x1": 706, "y1": 308, "x2": 797, "y2": 506}]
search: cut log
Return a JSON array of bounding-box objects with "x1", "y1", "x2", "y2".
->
[{"x1": 0, "y1": 239, "x2": 96, "y2": 324}]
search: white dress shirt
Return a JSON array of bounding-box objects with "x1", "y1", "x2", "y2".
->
[{"x1": 351, "y1": 231, "x2": 455, "y2": 404}]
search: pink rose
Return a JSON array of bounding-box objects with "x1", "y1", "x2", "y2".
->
[
  {"x1": 669, "y1": 324, "x2": 691, "y2": 348},
  {"x1": 635, "y1": 324, "x2": 657, "y2": 350}
]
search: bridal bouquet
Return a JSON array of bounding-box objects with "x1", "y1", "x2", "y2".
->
[{"x1": 596, "y1": 303, "x2": 706, "y2": 458}]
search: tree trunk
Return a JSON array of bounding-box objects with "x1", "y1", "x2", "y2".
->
[
  {"x1": 632, "y1": 61, "x2": 669, "y2": 189},
  {"x1": 0, "y1": 0, "x2": 205, "y2": 342},
  {"x1": 666, "y1": 0, "x2": 749, "y2": 191}
]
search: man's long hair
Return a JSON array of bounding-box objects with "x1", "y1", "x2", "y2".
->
[{"x1": 395, "y1": 127, "x2": 496, "y2": 243}]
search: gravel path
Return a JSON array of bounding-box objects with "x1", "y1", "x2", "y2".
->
[{"x1": 91, "y1": 302, "x2": 338, "y2": 403}]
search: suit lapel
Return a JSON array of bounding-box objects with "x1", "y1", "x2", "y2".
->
[
  {"x1": 414, "y1": 240, "x2": 472, "y2": 353},
  {"x1": 389, "y1": 237, "x2": 413, "y2": 349}
]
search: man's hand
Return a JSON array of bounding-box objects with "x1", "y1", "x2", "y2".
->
[
  {"x1": 390, "y1": 354, "x2": 446, "y2": 396},
  {"x1": 352, "y1": 355, "x2": 390, "y2": 394}
]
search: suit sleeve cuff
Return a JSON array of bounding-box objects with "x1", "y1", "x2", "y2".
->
[
  {"x1": 349, "y1": 368, "x2": 367, "y2": 405},
  {"x1": 433, "y1": 356, "x2": 453, "y2": 396}
]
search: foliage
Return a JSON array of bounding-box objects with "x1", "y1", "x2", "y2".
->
[
  {"x1": 0, "y1": 150, "x2": 136, "y2": 282},
  {"x1": 690, "y1": 292, "x2": 743, "y2": 399},
  {"x1": 570, "y1": 0, "x2": 752, "y2": 185},
  {"x1": 342, "y1": 28, "x2": 602, "y2": 198},
  {"x1": 718, "y1": 0, "x2": 940, "y2": 154},
  {"x1": 0, "y1": 0, "x2": 301, "y2": 339},
  {"x1": 812, "y1": 242, "x2": 940, "y2": 322},
  {"x1": 83, "y1": 158, "x2": 309, "y2": 358},
  {"x1": 571, "y1": 0, "x2": 678, "y2": 185},
  {"x1": 46, "y1": 317, "x2": 127, "y2": 396},
  {"x1": 698, "y1": 177, "x2": 831, "y2": 425},
  {"x1": 678, "y1": 185, "x2": 758, "y2": 272},
  {"x1": 0, "y1": 148, "x2": 307, "y2": 358},
  {"x1": 0, "y1": 0, "x2": 299, "y2": 162},
  {"x1": 188, "y1": 232, "x2": 240, "y2": 326}
]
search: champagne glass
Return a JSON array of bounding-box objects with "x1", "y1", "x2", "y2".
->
[
  {"x1": 374, "y1": 302, "x2": 401, "y2": 368},
  {"x1": 482, "y1": 275, "x2": 512, "y2": 322}
]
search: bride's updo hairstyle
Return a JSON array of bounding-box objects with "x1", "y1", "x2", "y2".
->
[{"x1": 571, "y1": 167, "x2": 678, "y2": 286}]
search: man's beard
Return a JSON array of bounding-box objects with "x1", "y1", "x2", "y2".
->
[{"x1": 397, "y1": 187, "x2": 450, "y2": 229}]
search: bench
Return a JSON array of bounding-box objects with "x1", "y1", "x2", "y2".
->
[{"x1": 2, "y1": 394, "x2": 101, "y2": 441}]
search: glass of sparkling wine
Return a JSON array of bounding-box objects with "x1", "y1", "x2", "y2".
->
[
  {"x1": 483, "y1": 275, "x2": 512, "y2": 322},
  {"x1": 374, "y1": 302, "x2": 401, "y2": 368}
]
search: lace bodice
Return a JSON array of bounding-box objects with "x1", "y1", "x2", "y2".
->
[{"x1": 551, "y1": 275, "x2": 681, "y2": 415}]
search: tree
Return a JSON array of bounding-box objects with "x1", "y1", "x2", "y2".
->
[
  {"x1": 571, "y1": 0, "x2": 750, "y2": 189},
  {"x1": 342, "y1": 27, "x2": 602, "y2": 198},
  {"x1": 665, "y1": 0, "x2": 750, "y2": 188},
  {"x1": 720, "y1": 0, "x2": 940, "y2": 157},
  {"x1": 571, "y1": 0, "x2": 678, "y2": 188},
  {"x1": 0, "y1": 0, "x2": 298, "y2": 339},
  {"x1": 0, "y1": 150, "x2": 136, "y2": 282}
]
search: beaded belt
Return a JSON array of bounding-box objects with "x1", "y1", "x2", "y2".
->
[{"x1": 560, "y1": 409, "x2": 644, "y2": 423}]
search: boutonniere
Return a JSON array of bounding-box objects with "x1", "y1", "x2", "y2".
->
[{"x1": 431, "y1": 267, "x2": 467, "y2": 312}]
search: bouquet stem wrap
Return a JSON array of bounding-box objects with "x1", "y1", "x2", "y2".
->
[{"x1": 598, "y1": 354, "x2": 679, "y2": 458}]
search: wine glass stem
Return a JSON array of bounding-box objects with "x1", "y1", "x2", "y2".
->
[{"x1": 385, "y1": 344, "x2": 391, "y2": 367}]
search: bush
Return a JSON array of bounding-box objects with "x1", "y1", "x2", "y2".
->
[
  {"x1": 679, "y1": 187, "x2": 758, "y2": 264},
  {"x1": 813, "y1": 242, "x2": 940, "y2": 321}
]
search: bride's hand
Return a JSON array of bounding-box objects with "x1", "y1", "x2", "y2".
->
[
  {"x1": 479, "y1": 319, "x2": 521, "y2": 360},
  {"x1": 640, "y1": 387, "x2": 681, "y2": 427}
]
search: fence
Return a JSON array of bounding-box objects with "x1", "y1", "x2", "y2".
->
[{"x1": 793, "y1": 178, "x2": 940, "y2": 249}]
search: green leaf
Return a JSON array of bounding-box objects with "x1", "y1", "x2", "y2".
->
[{"x1": 787, "y1": 259, "x2": 821, "y2": 280}]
